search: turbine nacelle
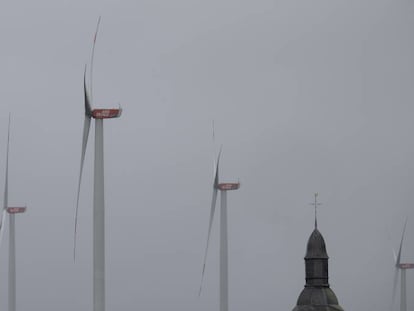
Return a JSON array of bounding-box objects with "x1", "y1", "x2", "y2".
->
[
  {"x1": 398, "y1": 263, "x2": 414, "y2": 269},
  {"x1": 91, "y1": 108, "x2": 122, "y2": 119},
  {"x1": 217, "y1": 183, "x2": 240, "y2": 191},
  {"x1": 6, "y1": 207, "x2": 26, "y2": 214}
]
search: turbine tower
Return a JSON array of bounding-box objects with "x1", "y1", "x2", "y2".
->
[
  {"x1": 0, "y1": 117, "x2": 27, "y2": 311},
  {"x1": 200, "y1": 146, "x2": 240, "y2": 311},
  {"x1": 74, "y1": 18, "x2": 122, "y2": 311},
  {"x1": 392, "y1": 220, "x2": 414, "y2": 311}
]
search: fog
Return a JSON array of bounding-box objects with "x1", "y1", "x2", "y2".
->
[{"x1": 0, "y1": 0, "x2": 413, "y2": 310}]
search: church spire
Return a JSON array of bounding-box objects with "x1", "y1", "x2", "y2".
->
[{"x1": 291, "y1": 195, "x2": 344, "y2": 311}]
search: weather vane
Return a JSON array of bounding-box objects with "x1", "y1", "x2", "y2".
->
[{"x1": 309, "y1": 193, "x2": 322, "y2": 229}]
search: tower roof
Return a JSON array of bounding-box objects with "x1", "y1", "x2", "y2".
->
[{"x1": 305, "y1": 229, "x2": 329, "y2": 260}]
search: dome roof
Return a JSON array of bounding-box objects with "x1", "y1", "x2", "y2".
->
[
  {"x1": 305, "y1": 229, "x2": 329, "y2": 259},
  {"x1": 295, "y1": 287, "x2": 341, "y2": 307}
]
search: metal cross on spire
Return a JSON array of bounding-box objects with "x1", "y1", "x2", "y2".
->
[{"x1": 309, "y1": 193, "x2": 322, "y2": 229}]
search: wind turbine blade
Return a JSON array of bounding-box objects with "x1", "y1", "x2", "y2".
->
[
  {"x1": 0, "y1": 116, "x2": 10, "y2": 250},
  {"x1": 199, "y1": 149, "x2": 222, "y2": 296},
  {"x1": 212, "y1": 120, "x2": 215, "y2": 144},
  {"x1": 0, "y1": 210, "x2": 7, "y2": 249},
  {"x1": 212, "y1": 121, "x2": 216, "y2": 176},
  {"x1": 214, "y1": 146, "x2": 222, "y2": 188},
  {"x1": 199, "y1": 187, "x2": 218, "y2": 296},
  {"x1": 393, "y1": 248, "x2": 397, "y2": 263},
  {"x1": 90, "y1": 16, "x2": 101, "y2": 101},
  {"x1": 396, "y1": 219, "x2": 407, "y2": 266},
  {"x1": 391, "y1": 268, "x2": 399, "y2": 309},
  {"x1": 84, "y1": 66, "x2": 92, "y2": 116},
  {"x1": 74, "y1": 116, "x2": 91, "y2": 260},
  {"x1": 74, "y1": 75, "x2": 92, "y2": 260},
  {"x1": 3, "y1": 115, "x2": 10, "y2": 211}
]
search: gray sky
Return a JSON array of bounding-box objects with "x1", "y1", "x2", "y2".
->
[{"x1": 0, "y1": 0, "x2": 414, "y2": 310}]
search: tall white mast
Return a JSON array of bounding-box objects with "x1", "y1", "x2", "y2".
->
[
  {"x1": 8, "y1": 214, "x2": 15, "y2": 311},
  {"x1": 7, "y1": 207, "x2": 26, "y2": 311},
  {"x1": 220, "y1": 190, "x2": 228, "y2": 311},
  {"x1": 94, "y1": 120, "x2": 105, "y2": 311},
  {"x1": 400, "y1": 269, "x2": 406, "y2": 311}
]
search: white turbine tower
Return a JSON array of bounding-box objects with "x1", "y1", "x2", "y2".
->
[
  {"x1": 200, "y1": 145, "x2": 240, "y2": 311},
  {"x1": 392, "y1": 220, "x2": 414, "y2": 311},
  {"x1": 0, "y1": 117, "x2": 27, "y2": 311},
  {"x1": 74, "y1": 18, "x2": 122, "y2": 311}
]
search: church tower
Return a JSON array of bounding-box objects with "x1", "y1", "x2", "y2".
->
[{"x1": 292, "y1": 194, "x2": 344, "y2": 311}]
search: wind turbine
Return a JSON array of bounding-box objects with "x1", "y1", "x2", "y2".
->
[
  {"x1": 0, "y1": 117, "x2": 27, "y2": 311},
  {"x1": 74, "y1": 17, "x2": 122, "y2": 311},
  {"x1": 392, "y1": 220, "x2": 414, "y2": 311},
  {"x1": 199, "y1": 142, "x2": 240, "y2": 311}
]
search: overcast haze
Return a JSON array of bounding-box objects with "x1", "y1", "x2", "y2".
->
[{"x1": 0, "y1": 0, "x2": 414, "y2": 310}]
